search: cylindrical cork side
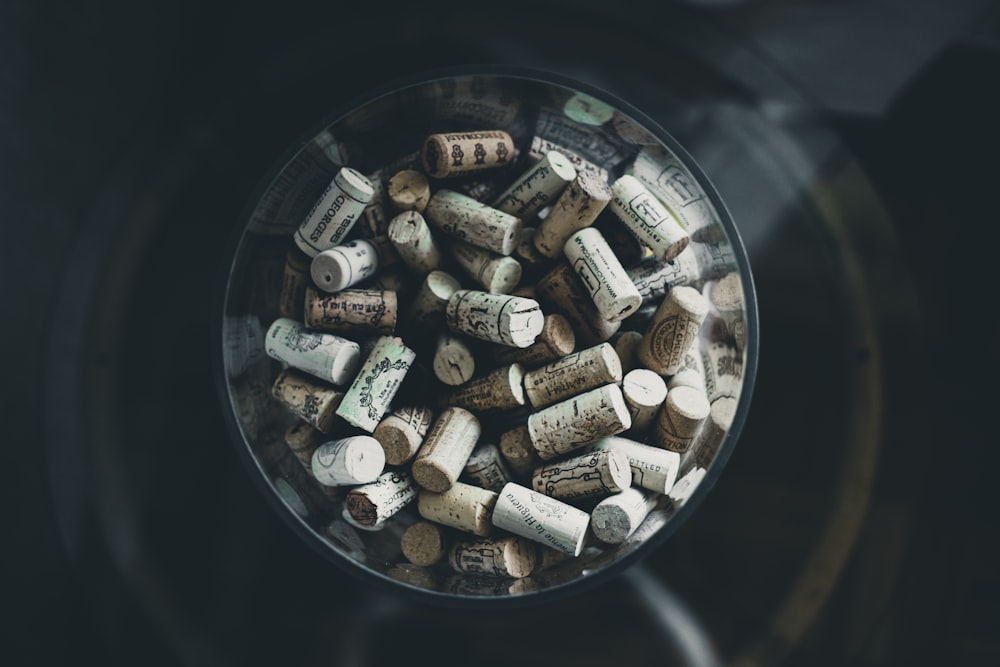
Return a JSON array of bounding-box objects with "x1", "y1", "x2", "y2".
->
[
  {"x1": 411, "y1": 407, "x2": 482, "y2": 492},
  {"x1": 493, "y1": 313, "x2": 576, "y2": 368},
  {"x1": 418, "y1": 482, "x2": 499, "y2": 536},
  {"x1": 636, "y1": 285, "x2": 710, "y2": 376},
  {"x1": 654, "y1": 385, "x2": 711, "y2": 453}
]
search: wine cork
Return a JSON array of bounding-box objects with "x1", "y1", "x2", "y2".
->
[
  {"x1": 264, "y1": 317, "x2": 362, "y2": 385},
  {"x1": 448, "y1": 535, "x2": 537, "y2": 579},
  {"x1": 310, "y1": 238, "x2": 380, "y2": 293},
  {"x1": 532, "y1": 448, "x2": 631, "y2": 503},
  {"x1": 711, "y1": 271, "x2": 746, "y2": 352},
  {"x1": 422, "y1": 130, "x2": 515, "y2": 178},
  {"x1": 361, "y1": 151, "x2": 422, "y2": 237},
  {"x1": 498, "y1": 424, "x2": 542, "y2": 482},
  {"x1": 693, "y1": 395, "x2": 738, "y2": 471},
  {"x1": 446, "y1": 363, "x2": 526, "y2": 414},
  {"x1": 408, "y1": 270, "x2": 461, "y2": 332},
  {"x1": 612, "y1": 330, "x2": 643, "y2": 375},
  {"x1": 303, "y1": 287, "x2": 398, "y2": 336},
  {"x1": 493, "y1": 313, "x2": 576, "y2": 369},
  {"x1": 336, "y1": 336, "x2": 416, "y2": 432},
  {"x1": 492, "y1": 150, "x2": 577, "y2": 220},
  {"x1": 448, "y1": 238, "x2": 522, "y2": 294},
  {"x1": 411, "y1": 407, "x2": 482, "y2": 492},
  {"x1": 387, "y1": 210, "x2": 443, "y2": 275},
  {"x1": 445, "y1": 289, "x2": 544, "y2": 348},
  {"x1": 527, "y1": 383, "x2": 632, "y2": 460},
  {"x1": 527, "y1": 135, "x2": 609, "y2": 182},
  {"x1": 463, "y1": 442, "x2": 514, "y2": 493},
  {"x1": 424, "y1": 189, "x2": 523, "y2": 256},
  {"x1": 608, "y1": 174, "x2": 690, "y2": 262},
  {"x1": 590, "y1": 487, "x2": 658, "y2": 544},
  {"x1": 701, "y1": 340, "x2": 742, "y2": 403},
  {"x1": 418, "y1": 481, "x2": 498, "y2": 537},
  {"x1": 492, "y1": 482, "x2": 590, "y2": 556},
  {"x1": 432, "y1": 332, "x2": 477, "y2": 386},
  {"x1": 668, "y1": 345, "x2": 706, "y2": 392},
  {"x1": 625, "y1": 147, "x2": 717, "y2": 238},
  {"x1": 535, "y1": 262, "x2": 620, "y2": 347},
  {"x1": 271, "y1": 368, "x2": 344, "y2": 433},
  {"x1": 621, "y1": 368, "x2": 668, "y2": 434},
  {"x1": 636, "y1": 285, "x2": 710, "y2": 376},
  {"x1": 310, "y1": 436, "x2": 386, "y2": 486},
  {"x1": 345, "y1": 469, "x2": 418, "y2": 527},
  {"x1": 284, "y1": 420, "x2": 325, "y2": 474},
  {"x1": 523, "y1": 342, "x2": 623, "y2": 410},
  {"x1": 387, "y1": 168, "x2": 431, "y2": 213},
  {"x1": 279, "y1": 247, "x2": 310, "y2": 320},
  {"x1": 341, "y1": 507, "x2": 386, "y2": 532},
  {"x1": 654, "y1": 385, "x2": 711, "y2": 453},
  {"x1": 563, "y1": 227, "x2": 643, "y2": 322},
  {"x1": 294, "y1": 166, "x2": 375, "y2": 257},
  {"x1": 532, "y1": 169, "x2": 613, "y2": 258},
  {"x1": 223, "y1": 314, "x2": 266, "y2": 378},
  {"x1": 400, "y1": 520, "x2": 449, "y2": 566},
  {"x1": 667, "y1": 466, "x2": 707, "y2": 507},
  {"x1": 588, "y1": 435, "x2": 680, "y2": 494},
  {"x1": 627, "y1": 253, "x2": 698, "y2": 305},
  {"x1": 512, "y1": 227, "x2": 553, "y2": 274},
  {"x1": 372, "y1": 405, "x2": 434, "y2": 466}
]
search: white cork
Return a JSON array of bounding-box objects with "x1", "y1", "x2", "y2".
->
[
  {"x1": 532, "y1": 170, "x2": 613, "y2": 259},
  {"x1": 523, "y1": 342, "x2": 623, "y2": 410},
  {"x1": 387, "y1": 210, "x2": 443, "y2": 275},
  {"x1": 310, "y1": 238, "x2": 382, "y2": 293},
  {"x1": 446, "y1": 289, "x2": 544, "y2": 348},
  {"x1": 294, "y1": 166, "x2": 375, "y2": 257},
  {"x1": 493, "y1": 313, "x2": 576, "y2": 369},
  {"x1": 448, "y1": 238, "x2": 522, "y2": 294},
  {"x1": 372, "y1": 405, "x2": 434, "y2": 466},
  {"x1": 264, "y1": 317, "x2": 361, "y2": 386},
  {"x1": 432, "y1": 332, "x2": 477, "y2": 386},
  {"x1": 527, "y1": 383, "x2": 632, "y2": 460},
  {"x1": 422, "y1": 130, "x2": 515, "y2": 179},
  {"x1": 531, "y1": 448, "x2": 632, "y2": 503},
  {"x1": 310, "y1": 436, "x2": 386, "y2": 486},
  {"x1": 424, "y1": 189, "x2": 523, "y2": 256},
  {"x1": 588, "y1": 435, "x2": 680, "y2": 494},
  {"x1": 637, "y1": 285, "x2": 710, "y2": 376},
  {"x1": 448, "y1": 535, "x2": 538, "y2": 579},
  {"x1": 411, "y1": 407, "x2": 482, "y2": 493},
  {"x1": 418, "y1": 481, "x2": 499, "y2": 537},
  {"x1": 492, "y1": 150, "x2": 577, "y2": 220},
  {"x1": 387, "y1": 168, "x2": 431, "y2": 213},
  {"x1": 345, "y1": 469, "x2": 418, "y2": 527},
  {"x1": 590, "y1": 487, "x2": 658, "y2": 544},
  {"x1": 446, "y1": 363, "x2": 527, "y2": 413},
  {"x1": 408, "y1": 270, "x2": 462, "y2": 331},
  {"x1": 609, "y1": 174, "x2": 690, "y2": 262},
  {"x1": 621, "y1": 368, "x2": 668, "y2": 434},
  {"x1": 463, "y1": 442, "x2": 514, "y2": 493},
  {"x1": 335, "y1": 336, "x2": 416, "y2": 432},
  {"x1": 270, "y1": 368, "x2": 344, "y2": 434},
  {"x1": 563, "y1": 227, "x2": 642, "y2": 322},
  {"x1": 492, "y1": 482, "x2": 590, "y2": 556},
  {"x1": 654, "y1": 385, "x2": 711, "y2": 453}
]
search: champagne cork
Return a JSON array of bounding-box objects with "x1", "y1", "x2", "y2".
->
[
  {"x1": 284, "y1": 420, "x2": 325, "y2": 474},
  {"x1": 701, "y1": 340, "x2": 742, "y2": 403},
  {"x1": 279, "y1": 247, "x2": 310, "y2": 319},
  {"x1": 310, "y1": 436, "x2": 386, "y2": 486},
  {"x1": 448, "y1": 238, "x2": 522, "y2": 294},
  {"x1": 446, "y1": 363, "x2": 526, "y2": 413},
  {"x1": 387, "y1": 210, "x2": 443, "y2": 275},
  {"x1": 612, "y1": 330, "x2": 643, "y2": 375},
  {"x1": 400, "y1": 520, "x2": 449, "y2": 566},
  {"x1": 445, "y1": 289, "x2": 544, "y2": 348},
  {"x1": 493, "y1": 313, "x2": 576, "y2": 369},
  {"x1": 590, "y1": 487, "x2": 658, "y2": 544},
  {"x1": 411, "y1": 407, "x2": 482, "y2": 492},
  {"x1": 408, "y1": 270, "x2": 461, "y2": 331},
  {"x1": 588, "y1": 435, "x2": 680, "y2": 494},
  {"x1": 271, "y1": 368, "x2": 344, "y2": 433},
  {"x1": 310, "y1": 238, "x2": 383, "y2": 293},
  {"x1": 424, "y1": 189, "x2": 523, "y2": 256},
  {"x1": 448, "y1": 535, "x2": 537, "y2": 579},
  {"x1": 532, "y1": 448, "x2": 632, "y2": 503},
  {"x1": 387, "y1": 168, "x2": 431, "y2": 213},
  {"x1": 492, "y1": 482, "x2": 590, "y2": 556},
  {"x1": 654, "y1": 385, "x2": 711, "y2": 453},
  {"x1": 336, "y1": 336, "x2": 416, "y2": 432},
  {"x1": 499, "y1": 424, "x2": 542, "y2": 482},
  {"x1": 222, "y1": 314, "x2": 266, "y2": 378},
  {"x1": 563, "y1": 227, "x2": 643, "y2": 322},
  {"x1": 527, "y1": 383, "x2": 633, "y2": 460},
  {"x1": 345, "y1": 469, "x2": 418, "y2": 527},
  {"x1": 463, "y1": 442, "x2": 514, "y2": 493},
  {"x1": 492, "y1": 150, "x2": 577, "y2": 220},
  {"x1": 532, "y1": 170, "x2": 613, "y2": 258},
  {"x1": 711, "y1": 271, "x2": 746, "y2": 352},
  {"x1": 627, "y1": 253, "x2": 698, "y2": 305},
  {"x1": 432, "y1": 332, "x2": 477, "y2": 386},
  {"x1": 422, "y1": 130, "x2": 514, "y2": 178},
  {"x1": 523, "y1": 342, "x2": 623, "y2": 410},
  {"x1": 418, "y1": 481, "x2": 498, "y2": 536},
  {"x1": 608, "y1": 174, "x2": 690, "y2": 262},
  {"x1": 264, "y1": 317, "x2": 362, "y2": 385},
  {"x1": 294, "y1": 166, "x2": 375, "y2": 257},
  {"x1": 535, "y1": 262, "x2": 620, "y2": 347},
  {"x1": 303, "y1": 287, "x2": 398, "y2": 336},
  {"x1": 372, "y1": 405, "x2": 434, "y2": 466},
  {"x1": 621, "y1": 368, "x2": 668, "y2": 434},
  {"x1": 636, "y1": 285, "x2": 710, "y2": 376}
]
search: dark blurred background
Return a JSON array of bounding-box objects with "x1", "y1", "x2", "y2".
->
[{"x1": 3, "y1": 1, "x2": 998, "y2": 665}]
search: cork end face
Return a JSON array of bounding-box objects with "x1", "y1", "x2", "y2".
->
[
  {"x1": 598, "y1": 342, "x2": 625, "y2": 384},
  {"x1": 336, "y1": 166, "x2": 375, "y2": 203},
  {"x1": 667, "y1": 385, "x2": 711, "y2": 421},
  {"x1": 499, "y1": 218, "x2": 525, "y2": 257},
  {"x1": 670, "y1": 284, "x2": 711, "y2": 318},
  {"x1": 606, "y1": 383, "x2": 633, "y2": 432},
  {"x1": 310, "y1": 250, "x2": 351, "y2": 293},
  {"x1": 401, "y1": 521, "x2": 447, "y2": 567},
  {"x1": 411, "y1": 459, "x2": 455, "y2": 493},
  {"x1": 374, "y1": 422, "x2": 423, "y2": 466},
  {"x1": 545, "y1": 313, "x2": 577, "y2": 357},
  {"x1": 607, "y1": 448, "x2": 633, "y2": 492},
  {"x1": 506, "y1": 364, "x2": 526, "y2": 406},
  {"x1": 546, "y1": 150, "x2": 579, "y2": 183},
  {"x1": 484, "y1": 257, "x2": 522, "y2": 294},
  {"x1": 344, "y1": 436, "x2": 387, "y2": 484},
  {"x1": 328, "y1": 341, "x2": 362, "y2": 386},
  {"x1": 623, "y1": 368, "x2": 668, "y2": 407},
  {"x1": 661, "y1": 236, "x2": 691, "y2": 263},
  {"x1": 590, "y1": 503, "x2": 632, "y2": 545}
]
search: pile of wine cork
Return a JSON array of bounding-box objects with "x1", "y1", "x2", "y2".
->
[{"x1": 251, "y1": 122, "x2": 746, "y2": 583}]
